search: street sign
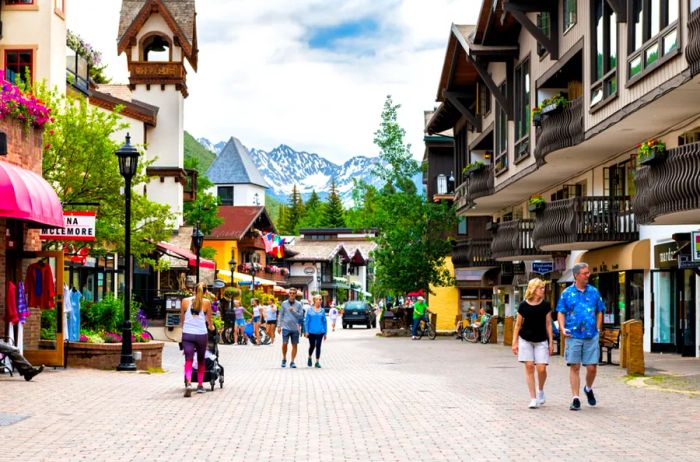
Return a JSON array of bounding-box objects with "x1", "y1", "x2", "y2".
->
[
  {"x1": 39, "y1": 211, "x2": 96, "y2": 241},
  {"x1": 531, "y1": 261, "x2": 554, "y2": 274}
]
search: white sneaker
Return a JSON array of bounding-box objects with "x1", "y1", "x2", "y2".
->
[
  {"x1": 528, "y1": 398, "x2": 538, "y2": 409},
  {"x1": 537, "y1": 391, "x2": 545, "y2": 406}
]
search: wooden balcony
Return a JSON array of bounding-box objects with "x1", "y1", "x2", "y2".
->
[
  {"x1": 452, "y1": 238, "x2": 497, "y2": 268},
  {"x1": 633, "y1": 142, "x2": 700, "y2": 225},
  {"x1": 466, "y1": 165, "x2": 495, "y2": 202},
  {"x1": 533, "y1": 196, "x2": 638, "y2": 251},
  {"x1": 534, "y1": 97, "x2": 584, "y2": 165},
  {"x1": 238, "y1": 236, "x2": 265, "y2": 250},
  {"x1": 688, "y1": 7, "x2": 700, "y2": 76},
  {"x1": 454, "y1": 182, "x2": 469, "y2": 215},
  {"x1": 490, "y1": 219, "x2": 550, "y2": 261}
]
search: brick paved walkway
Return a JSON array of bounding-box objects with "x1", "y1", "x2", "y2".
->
[{"x1": 1, "y1": 325, "x2": 699, "y2": 461}]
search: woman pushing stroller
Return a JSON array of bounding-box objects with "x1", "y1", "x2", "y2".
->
[{"x1": 180, "y1": 282, "x2": 215, "y2": 397}]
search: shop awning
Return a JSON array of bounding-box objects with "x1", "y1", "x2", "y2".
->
[
  {"x1": 575, "y1": 239, "x2": 651, "y2": 273},
  {"x1": 156, "y1": 241, "x2": 216, "y2": 269},
  {"x1": 0, "y1": 160, "x2": 64, "y2": 228},
  {"x1": 217, "y1": 269, "x2": 275, "y2": 286}
]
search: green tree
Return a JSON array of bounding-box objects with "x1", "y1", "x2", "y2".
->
[
  {"x1": 285, "y1": 184, "x2": 306, "y2": 234},
  {"x1": 183, "y1": 155, "x2": 222, "y2": 235},
  {"x1": 38, "y1": 84, "x2": 172, "y2": 259},
  {"x1": 345, "y1": 179, "x2": 380, "y2": 230},
  {"x1": 298, "y1": 189, "x2": 323, "y2": 228},
  {"x1": 320, "y1": 179, "x2": 346, "y2": 228}
]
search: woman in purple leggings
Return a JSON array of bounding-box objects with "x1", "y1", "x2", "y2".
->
[{"x1": 180, "y1": 282, "x2": 214, "y2": 397}]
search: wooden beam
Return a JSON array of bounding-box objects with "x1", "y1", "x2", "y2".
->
[
  {"x1": 467, "y1": 55, "x2": 512, "y2": 120},
  {"x1": 504, "y1": 0, "x2": 556, "y2": 13},
  {"x1": 445, "y1": 92, "x2": 481, "y2": 132},
  {"x1": 508, "y1": 9, "x2": 559, "y2": 59},
  {"x1": 446, "y1": 41, "x2": 460, "y2": 93},
  {"x1": 606, "y1": 0, "x2": 627, "y2": 22},
  {"x1": 468, "y1": 44, "x2": 519, "y2": 59}
]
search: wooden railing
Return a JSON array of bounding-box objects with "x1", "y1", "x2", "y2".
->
[
  {"x1": 490, "y1": 219, "x2": 540, "y2": 260},
  {"x1": 454, "y1": 182, "x2": 469, "y2": 214},
  {"x1": 632, "y1": 142, "x2": 700, "y2": 224},
  {"x1": 534, "y1": 97, "x2": 584, "y2": 165},
  {"x1": 452, "y1": 238, "x2": 496, "y2": 267},
  {"x1": 688, "y1": 7, "x2": 700, "y2": 76},
  {"x1": 466, "y1": 165, "x2": 495, "y2": 202},
  {"x1": 238, "y1": 236, "x2": 265, "y2": 250},
  {"x1": 533, "y1": 196, "x2": 638, "y2": 249}
]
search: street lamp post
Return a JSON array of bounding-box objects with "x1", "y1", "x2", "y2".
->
[
  {"x1": 115, "y1": 134, "x2": 139, "y2": 372},
  {"x1": 192, "y1": 227, "x2": 204, "y2": 285},
  {"x1": 249, "y1": 259, "x2": 258, "y2": 293},
  {"x1": 228, "y1": 258, "x2": 236, "y2": 287}
]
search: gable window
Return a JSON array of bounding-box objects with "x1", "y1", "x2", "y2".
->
[
  {"x1": 514, "y1": 59, "x2": 530, "y2": 163},
  {"x1": 4, "y1": 49, "x2": 33, "y2": 85},
  {"x1": 217, "y1": 186, "x2": 234, "y2": 206},
  {"x1": 590, "y1": 0, "x2": 617, "y2": 108},
  {"x1": 628, "y1": 0, "x2": 679, "y2": 82},
  {"x1": 494, "y1": 82, "x2": 508, "y2": 176},
  {"x1": 564, "y1": 0, "x2": 577, "y2": 31}
]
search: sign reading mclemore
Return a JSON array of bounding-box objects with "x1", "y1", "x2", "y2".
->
[{"x1": 39, "y1": 211, "x2": 96, "y2": 241}]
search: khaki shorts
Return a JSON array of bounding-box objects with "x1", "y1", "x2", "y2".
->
[{"x1": 518, "y1": 337, "x2": 549, "y2": 365}]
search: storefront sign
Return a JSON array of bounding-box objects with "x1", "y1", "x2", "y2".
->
[
  {"x1": 654, "y1": 242, "x2": 678, "y2": 269},
  {"x1": 679, "y1": 254, "x2": 700, "y2": 269},
  {"x1": 39, "y1": 211, "x2": 96, "y2": 241},
  {"x1": 303, "y1": 266, "x2": 315, "y2": 275},
  {"x1": 692, "y1": 231, "x2": 700, "y2": 262},
  {"x1": 531, "y1": 261, "x2": 554, "y2": 274}
]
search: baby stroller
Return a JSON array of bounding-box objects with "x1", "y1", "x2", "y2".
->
[
  {"x1": 191, "y1": 329, "x2": 224, "y2": 391},
  {"x1": 243, "y1": 319, "x2": 271, "y2": 345}
]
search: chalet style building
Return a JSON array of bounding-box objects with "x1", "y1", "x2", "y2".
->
[{"x1": 426, "y1": 0, "x2": 700, "y2": 357}]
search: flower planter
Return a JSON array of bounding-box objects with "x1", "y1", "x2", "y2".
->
[
  {"x1": 540, "y1": 103, "x2": 563, "y2": 116},
  {"x1": 638, "y1": 148, "x2": 667, "y2": 166},
  {"x1": 532, "y1": 112, "x2": 542, "y2": 127},
  {"x1": 528, "y1": 202, "x2": 545, "y2": 213},
  {"x1": 67, "y1": 341, "x2": 164, "y2": 370}
]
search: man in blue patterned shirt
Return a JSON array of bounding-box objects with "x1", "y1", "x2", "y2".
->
[{"x1": 556, "y1": 262, "x2": 604, "y2": 411}]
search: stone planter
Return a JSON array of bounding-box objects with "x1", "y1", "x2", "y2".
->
[{"x1": 67, "y1": 341, "x2": 164, "y2": 370}]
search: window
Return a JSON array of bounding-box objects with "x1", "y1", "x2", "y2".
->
[
  {"x1": 564, "y1": 0, "x2": 577, "y2": 31},
  {"x1": 628, "y1": 1, "x2": 679, "y2": 81},
  {"x1": 477, "y1": 83, "x2": 491, "y2": 116},
  {"x1": 457, "y1": 217, "x2": 468, "y2": 236},
  {"x1": 494, "y1": 83, "x2": 508, "y2": 176},
  {"x1": 217, "y1": 186, "x2": 233, "y2": 206},
  {"x1": 4, "y1": 49, "x2": 33, "y2": 85},
  {"x1": 536, "y1": 12, "x2": 551, "y2": 57},
  {"x1": 604, "y1": 159, "x2": 635, "y2": 197},
  {"x1": 514, "y1": 59, "x2": 530, "y2": 163},
  {"x1": 590, "y1": 0, "x2": 617, "y2": 108}
]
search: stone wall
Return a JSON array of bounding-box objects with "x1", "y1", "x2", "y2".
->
[{"x1": 66, "y1": 341, "x2": 164, "y2": 370}]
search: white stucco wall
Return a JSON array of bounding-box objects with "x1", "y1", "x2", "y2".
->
[
  {"x1": 290, "y1": 262, "x2": 320, "y2": 293},
  {"x1": 207, "y1": 184, "x2": 267, "y2": 206}
]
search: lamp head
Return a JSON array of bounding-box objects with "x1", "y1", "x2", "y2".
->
[
  {"x1": 192, "y1": 228, "x2": 204, "y2": 251},
  {"x1": 115, "y1": 133, "x2": 140, "y2": 180}
]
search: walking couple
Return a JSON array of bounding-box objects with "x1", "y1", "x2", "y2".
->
[
  {"x1": 512, "y1": 262, "x2": 604, "y2": 410},
  {"x1": 278, "y1": 288, "x2": 328, "y2": 369}
]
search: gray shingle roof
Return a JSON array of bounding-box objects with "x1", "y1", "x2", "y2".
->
[{"x1": 206, "y1": 137, "x2": 269, "y2": 188}]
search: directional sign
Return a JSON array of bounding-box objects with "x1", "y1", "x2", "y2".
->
[{"x1": 531, "y1": 261, "x2": 554, "y2": 274}]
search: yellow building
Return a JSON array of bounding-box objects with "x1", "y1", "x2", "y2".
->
[{"x1": 428, "y1": 257, "x2": 460, "y2": 332}]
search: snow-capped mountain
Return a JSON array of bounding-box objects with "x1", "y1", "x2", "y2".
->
[{"x1": 198, "y1": 137, "x2": 384, "y2": 204}]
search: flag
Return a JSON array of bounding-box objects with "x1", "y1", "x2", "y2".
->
[{"x1": 272, "y1": 236, "x2": 285, "y2": 258}]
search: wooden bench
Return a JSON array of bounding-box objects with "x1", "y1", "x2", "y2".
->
[{"x1": 599, "y1": 328, "x2": 621, "y2": 365}]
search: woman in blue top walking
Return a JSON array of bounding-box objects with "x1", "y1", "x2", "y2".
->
[{"x1": 304, "y1": 294, "x2": 328, "y2": 368}]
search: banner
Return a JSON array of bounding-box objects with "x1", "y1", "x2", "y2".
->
[{"x1": 40, "y1": 211, "x2": 96, "y2": 241}]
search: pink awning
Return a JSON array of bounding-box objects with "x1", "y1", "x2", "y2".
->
[
  {"x1": 156, "y1": 241, "x2": 216, "y2": 270},
  {"x1": 0, "y1": 160, "x2": 64, "y2": 228}
]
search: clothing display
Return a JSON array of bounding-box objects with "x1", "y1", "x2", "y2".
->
[
  {"x1": 16, "y1": 282, "x2": 29, "y2": 324},
  {"x1": 4, "y1": 282, "x2": 19, "y2": 325},
  {"x1": 25, "y1": 261, "x2": 56, "y2": 309},
  {"x1": 69, "y1": 289, "x2": 82, "y2": 342}
]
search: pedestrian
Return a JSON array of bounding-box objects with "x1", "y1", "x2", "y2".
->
[
  {"x1": 232, "y1": 299, "x2": 247, "y2": 345},
  {"x1": 264, "y1": 296, "x2": 278, "y2": 344},
  {"x1": 556, "y1": 262, "x2": 605, "y2": 411},
  {"x1": 305, "y1": 294, "x2": 328, "y2": 368},
  {"x1": 512, "y1": 278, "x2": 554, "y2": 409},
  {"x1": 277, "y1": 288, "x2": 303, "y2": 368},
  {"x1": 411, "y1": 296, "x2": 428, "y2": 340},
  {"x1": 329, "y1": 304, "x2": 339, "y2": 331},
  {"x1": 0, "y1": 338, "x2": 43, "y2": 381},
  {"x1": 251, "y1": 297, "x2": 262, "y2": 345},
  {"x1": 180, "y1": 282, "x2": 215, "y2": 397}
]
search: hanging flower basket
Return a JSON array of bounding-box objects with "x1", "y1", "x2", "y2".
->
[{"x1": 637, "y1": 139, "x2": 666, "y2": 166}]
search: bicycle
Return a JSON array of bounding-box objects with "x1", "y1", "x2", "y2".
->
[
  {"x1": 414, "y1": 313, "x2": 436, "y2": 340},
  {"x1": 462, "y1": 322, "x2": 480, "y2": 343},
  {"x1": 480, "y1": 315, "x2": 493, "y2": 344}
]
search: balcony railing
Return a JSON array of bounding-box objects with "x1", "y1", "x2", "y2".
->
[
  {"x1": 533, "y1": 196, "x2": 638, "y2": 251},
  {"x1": 238, "y1": 236, "x2": 265, "y2": 250},
  {"x1": 454, "y1": 182, "x2": 469, "y2": 214},
  {"x1": 534, "y1": 97, "x2": 584, "y2": 165},
  {"x1": 128, "y1": 61, "x2": 186, "y2": 84},
  {"x1": 452, "y1": 238, "x2": 497, "y2": 268},
  {"x1": 633, "y1": 142, "x2": 700, "y2": 224},
  {"x1": 466, "y1": 165, "x2": 495, "y2": 202},
  {"x1": 688, "y1": 7, "x2": 700, "y2": 76},
  {"x1": 491, "y1": 219, "x2": 546, "y2": 261}
]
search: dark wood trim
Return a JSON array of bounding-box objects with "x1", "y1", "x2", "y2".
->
[
  {"x1": 469, "y1": 122, "x2": 494, "y2": 151},
  {"x1": 89, "y1": 90, "x2": 158, "y2": 126},
  {"x1": 507, "y1": 9, "x2": 559, "y2": 59},
  {"x1": 467, "y1": 55, "x2": 512, "y2": 119},
  {"x1": 506, "y1": 60, "x2": 515, "y2": 121},
  {"x1": 146, "y1": 166, "x2": 188, "y2": 186},
  {"x1": 536, "y1": 38, "x2": 583, "y2": 89},
  {"x1": 606, "y1": 0, "x2": 627, "y2": 22},
  {"x1": 503, "y1": 0, "x2": 557, "y2": 13},
  {"x1": 445, "y1": 40, "x2": 461, "y2": 92},
  {"x1": 445, "y1": 92, "x2": 481, "y2": 132},
  {"x1": 468, "y1": 44, "x2": 520, "y2": 59}
]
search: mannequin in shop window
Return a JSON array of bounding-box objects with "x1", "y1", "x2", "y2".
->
[{"x1": 0, "y1": 339, "x2": 44, "y2": 381}]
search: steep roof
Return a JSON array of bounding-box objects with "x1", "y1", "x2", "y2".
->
[
  {"x1": 206, "y1": 206, "x2": 275, "y2": 240},
  {"x1": 286, "y1": 241, "x2": 350, "y2": 262},
  {"x1": 206, "y1": 137, "x2": 270, "y2": 188},
  {"x1": 118, "y1": 0, "x2": 198, "y2": 70}
]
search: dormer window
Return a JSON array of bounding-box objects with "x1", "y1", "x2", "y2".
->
[{"x1": 143, "y1": 35, "x2": 170, "y2": 62}]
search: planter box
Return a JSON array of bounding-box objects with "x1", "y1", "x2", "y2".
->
[
  {"x1": 532, "y1": 112, "x2": 542, "y2": 127},
  {"x1": 464, "y1": 164, "x2": 486, "y2": 176},
  {"x1": 540, "y1": 102, "x2": 563, "y2": 116},
  {"x1": 528, "y1": 202, "x2": 545, "y2": 213},
  {"x1": 638, "y1": 148, "x2": 667, "y2": 166},
  {"x1": 67, "y1": 341, "x2": 164, "y2": 370}
]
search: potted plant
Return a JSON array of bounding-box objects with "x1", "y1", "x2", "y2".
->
[
  {"x1": 637, "y1": 138, "x2": 666, "y2": 166},
  {"x1": 462, "y1": 160, "x2": 486, "y2": 176},
  {"x1": 532, "y1": 107, "x2": 542, "y2": 127},
  {"x1": 539, "y1": 94, "x2": 569, "y2": 116},
  {"x1": 528, "y1": 195, "x2": 546, "y2": 213}
]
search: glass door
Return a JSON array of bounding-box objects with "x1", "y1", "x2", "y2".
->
[
  {"x1": 678, "y1": 270, "x2": 696, "y2": 357},
  {"x1": 651, "y1": 270, "x2": 676, "y2": 352}
]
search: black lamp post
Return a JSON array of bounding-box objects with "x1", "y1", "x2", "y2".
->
[
  {"x1": 116, "y1": 134, "x2": 139, "y2": 372},
  {"x1": 228, "y1": 257, "x2": 236, "y2": 287},
  {"x1": 249, "y1": 257, "x2": 258, "y2": 293},
  {"x1": 192, "y1": 227, "x2": 204, "y2": 285}
]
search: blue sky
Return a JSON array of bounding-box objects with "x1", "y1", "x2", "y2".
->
[{"x1": 68, "y1": 0, "x2": 480, "y2": 163}]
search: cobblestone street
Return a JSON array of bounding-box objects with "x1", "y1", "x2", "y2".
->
[{"x1": 2, "y1": 325, "x2": 700, "y2": 461}]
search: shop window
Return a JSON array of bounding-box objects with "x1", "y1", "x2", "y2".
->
[
  {"x1": 4, "y1": 49, "x2": 33, "y2": 85},
  {"x1": 564, "y1": 0, "x2": 577, "y2": 32},
  {"x1": 514, "y1": 58, "x2": 530, "y2": 163},
  {"x1": 494, "y1": 82, "x2": 508, "y2": 176},
  {"x1": 590, "y1": 0, "x2": 617, "y2": 109},
  {"x1": 217, "y1": 186, "x2": 233, "y2": 206},
  {"x1": 627, "y1": 0, "x2": 679, "y2": 83}
]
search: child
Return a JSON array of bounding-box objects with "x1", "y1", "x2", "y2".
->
[{"x1": 329, "y1": 305, "x2": 339, "y2": 331}]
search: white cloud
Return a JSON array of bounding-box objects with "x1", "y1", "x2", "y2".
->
[{"x1": 67, "y1": 0, "x2": 480, "y2": 162}]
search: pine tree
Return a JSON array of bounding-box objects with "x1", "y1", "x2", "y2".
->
[
  {"x1": 286, "y1": 184, "x2": 306, "y2": 234},
  {"x1": 321, "y1": 179, "x2": 346, "y2": 228},
  {"x1": 298, "y1": 190, "x2": 322, "y2": 228}
]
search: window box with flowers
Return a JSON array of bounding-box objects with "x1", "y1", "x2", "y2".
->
[
  {"x1": 462, "y1": 161, "x2": 486, "y2": 176},
  {"x1": 532, "y1": 107, "x2": 542, "y2": 127},
  {"x1": 527, "y1": 196, "x2": 546, "y2": 213},
  {"x1": 637, "y1": 139, "x2": 666, "y2": 166},
  {"x1": 531, "y1": 95, "x2": 569, "y2": 125}
]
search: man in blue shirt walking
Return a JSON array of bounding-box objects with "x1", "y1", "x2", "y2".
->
[
  {"x1": 557, "y1": 262, "x2": 605, "y2": 411},
  {"x1": 277, "y1": 288, "x2": 304, "y2": 368}
]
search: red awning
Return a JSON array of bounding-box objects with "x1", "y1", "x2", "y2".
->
[
  {"x1": 156, "y1": 241, "x2": 216, "y2": 270},
  {"x1": 0, "y1": 160, "x2": 64, "y2": 228}
]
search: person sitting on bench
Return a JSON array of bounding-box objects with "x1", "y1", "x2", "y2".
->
[{"x1": 0, "y1": 338, "x2": 44, "y2": 381}]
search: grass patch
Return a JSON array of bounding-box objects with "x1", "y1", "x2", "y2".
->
[{"x1": 146, "y1": 367, "x2": 166, "y2": 374}]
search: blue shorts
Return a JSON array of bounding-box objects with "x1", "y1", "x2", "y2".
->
[
  {"x1": 282, "y1": 329, "x2": 300, "y2": 345},
  {"x1": 236, "y1": 319, "x2": 245, "y2": 326},
  {"x1": 253, "y1": 316, "x2": 261, "y2": 323},
  {"x1": 565, "y1": 334, "x2": 599, "y2": 365}
]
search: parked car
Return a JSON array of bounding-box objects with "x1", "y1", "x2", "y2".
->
[{"x1": 342, "y1": 301, "x2": 376, "y2": 329}]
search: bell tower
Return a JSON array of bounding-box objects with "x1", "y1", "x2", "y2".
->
[{"x1": 117, "y1": 0, "x2": 198, "y2": 228}]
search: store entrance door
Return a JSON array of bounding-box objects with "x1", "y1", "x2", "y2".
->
[
  {"x1": 677, "y1": 270, "x2": 696, "y2": 357},
  {"x1": 23, "y1": 251, "x2": 65, "y2": 367}
]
